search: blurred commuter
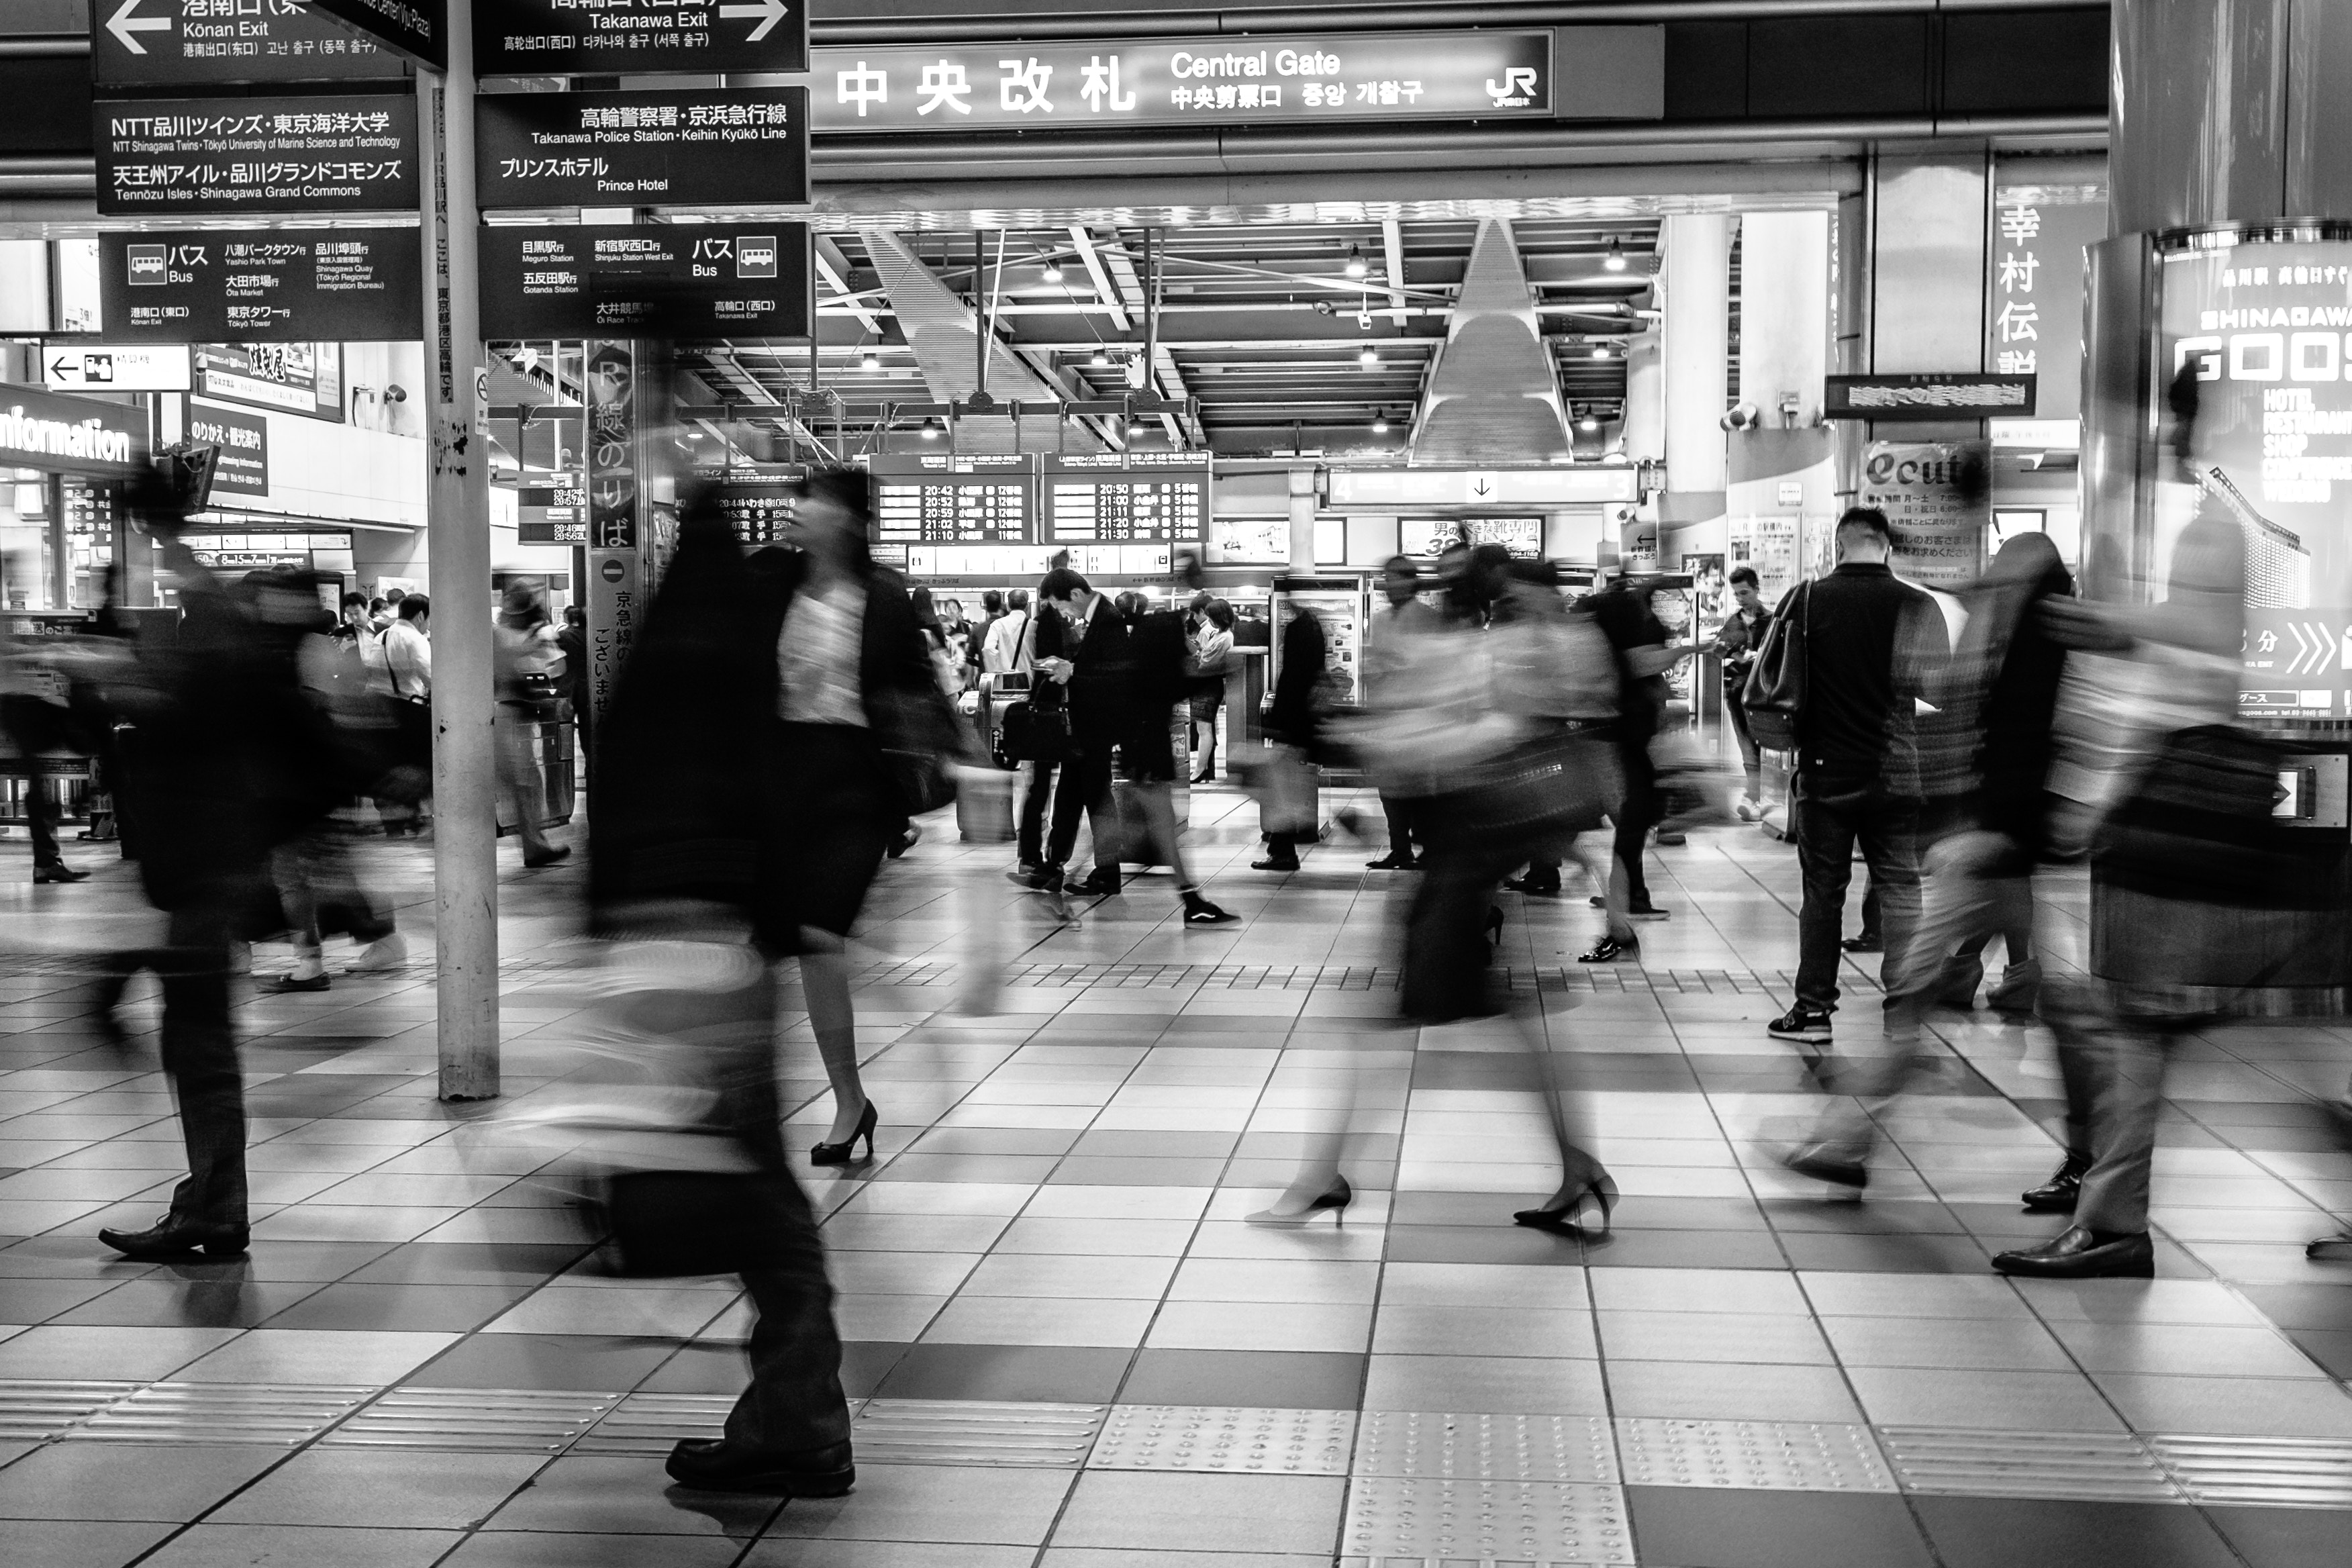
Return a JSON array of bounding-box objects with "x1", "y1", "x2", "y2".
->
[
  {"x1": 1777, "y1": 533, "x2": 2071, "y2": 1188},
  {"x1": 983, "y1": 587, "x2": 1035, "y2": 677},
  {"x1": 1993, "y1": 511, "x2": 2268, "y2": 1277},
  {"x1": 556, "y1": 603, "x2": 589, "y2": 763},
  {"x1": 1012, "y1": 569, "x2": 1128, "y2": 897},
  {"x1": 1279, "y1": 557, "x2": 1620, "y2": 1230},
  {"x1": 1560, "y1": 566, "x2": 1689, "y2": 918},
  {"x1": 1711, "y1": 565, "x2": 1771, "y2": 818},
  {"x1": 1009, "y1": 590, "x2": 1067, "y2": 877},
  {"x1": 587, "y1": 489, "x2": 855, "y2": 1498},
  {"x1": 908, "y1": 585, "x2": 962, "y2": 698},
  {"x1": 1765, "y1": 507, "x2": 1948, "y2": 1059},
  {"x1": 379, "y1": 594, "x2": 432, "y2": 836},
  {"x1": 1364, "y1": 556, "x2": 1437, "y2": 869},
  {"x1": 752, "y1": 471, "x2": 946, "y2": 1163},
  {"x1": 332, "y1": 591, "x2": 376, "y2": 649},
  {"x1": 1188, "y1": 597, "x2": 1235, "y2": 784},
  {"x1": 96, "y1": 492, "x2": 321, "y2": 1259},
  {"x1": 1, "y1": 631, "x2": 91, "y2": 885},
  {"x1": 1251, "y1": 602, "x2": 1327, "y2": 872},
  {"x1": 495, "y1": 579, "x2": 569, "y2": 869},
  {"x1": 968, "y1": 589, "x2": 1004, "y2": 686},
  {"x1": 262, "y1": 570, "x2": 404, "y2": 991},
  {"x1": 1112, "y1": 592, "x2": 1234, "y2": 925}
]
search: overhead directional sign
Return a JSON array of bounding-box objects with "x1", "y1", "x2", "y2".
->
[
  {"x1": 1826, "y1": 374, "x2": 2038, "y2": 420},
  {"x1": 808, "y1": 30, "x2": 1553, "y2": 132},
  {"x1": 481, "y1": 224, "x2": 812, "y2": 339},
  {"x1": 302, "y1": 0, "x2": 448, "y2": 72},
  {"x1": 475, "y1": 86, "x2": 808, "y2": 208},
  {"x1": 478, "y1": 0, "x2": 807, "y2": 77},
  {"x1": 42, "y1": 345, "x2": 193, "y2": 393},
  {"x1": 95, "y1": 95, "x2": 420, "y2": 217},
  {"x1": 92, "y1": 0, "x2": 406, "y2": 87},
  {"x1": 99, "y1": 228, "x2": 423, "y2": 344},
  {"x1": 0, "y1": 385, "x2": 152, "y2": 481}
]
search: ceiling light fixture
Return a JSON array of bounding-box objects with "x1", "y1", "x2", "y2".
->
[
  {"x1": 860, "y1": 348, "x2": 881, "y2": 373},
  {"x1": 1042, "y1": 258, "x2": 1065, "y2": 284},
  {"x1": 1091, "y1": 347, "x2": 1110, "y2": 366},
  {"x1": 1372, "y1": 411, "x2": 1390, "y2": 434},
  {"x1": 1359, "y1": 346, "x2": 1379, "y2": 368},
  {"x1": 919, "y1": 418, "x2": 941, "y2": 440},
  {"x1": 1344, "y1": 244, "x2": 1369, "y2": 279},
  {"x1": 1604, "y1": 237, "x2": 1628, "y2": 273},
  {"x1": 1579, "y1": 411, "x2": 1600, "y2": 432},
  {"x1": 1591, "y1": 344, "x2": 1612, "y2": 360}
]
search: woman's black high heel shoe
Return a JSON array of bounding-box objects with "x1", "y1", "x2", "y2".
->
[
  {"x1": 1244, "y1": 1173, "x2": 1352, "y2": 1226},
  {"x1": 1513, "y1": 1174, "x2": 1618, "y2": 1237},
  {"x1": 810, "y1": 1099, "x2": 877, "y2": 1166}
]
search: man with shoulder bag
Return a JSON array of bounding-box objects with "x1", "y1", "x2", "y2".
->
[{"x1": 1748, "y1": 507, "x2": 1949, "y2": 1127}]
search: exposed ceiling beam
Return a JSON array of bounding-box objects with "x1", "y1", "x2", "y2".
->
[
  {"x1": 1067, "y1": 226, "x2": 1131, "y2": 332},
  {"x1": 1382, "y1": 217, "x2": 1408, "y2": 328},
  {"x1": 815, "y1": 235, "x2": 883, "y2": 334},
  {"x1": 1089, "y1": 227, "x2": 1202, "y2": 448}
]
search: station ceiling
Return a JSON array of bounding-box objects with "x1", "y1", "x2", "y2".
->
[{"x1": 671, "y1": 215, "x2": 1661, "y2": 460}]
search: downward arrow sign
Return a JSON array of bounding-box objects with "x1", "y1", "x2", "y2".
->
[
  {"x1": 718, "y1": 0, "x2": 791, "y2": 44},
  {"x1": 105, "y1": 0, "x2": 171, "y2": 55}
]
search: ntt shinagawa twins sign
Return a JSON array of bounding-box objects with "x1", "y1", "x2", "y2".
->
[{"x1": 805, "y1": 31, "x2": 1554, "y2": 131}]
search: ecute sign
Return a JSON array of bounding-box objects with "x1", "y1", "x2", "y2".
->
[
  {"x1": 0, "y1": 386, "x2": 150, "y2": 479},
  {"x1": 809, "y1": 30, "x2": 1552, "y2": 132}
]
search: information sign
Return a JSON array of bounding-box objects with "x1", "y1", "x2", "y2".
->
[
  {"x1": 1043, "y1": 458, "x2": 1207, "y2": 542},
  {"x1": 101, "y1": 228, "x2": 422, "y2": 344},
  {"x1": 304, "y1": 0, "x2": 448, "y2": 72},
  {"x1": 93, "y1": 0, "x2": 407, "y2": 87},
  {"x1": 1824, "y1": 374, "x2": 2038, "y2": 420},
  {"x1": 810, "y1": 31, "x2": 1551, "y2": 134},
  {"x1": 42, "y1": 345, "x2": 192, "y2": 393},
  {"x1": 478, "y1": 0, "x2": 807, "y2": 78},
  {"x1": 0, "y1": 387, "x2": 151, "y2": 480},
  {"x1": 95, "y1": 95, "x2": 420, "y2": 217},
  {"x1": 198, "y1": 344, "x2": 346, "y2": 422},
  {"x1": 476, "y1": 86, "x2": 808, "y2": 208},
  {"x1": 185, "y1": 402, "x2": 272, "y2": 499},
  {"x1": 481, "y1": 224, "x2": 811, "y2": 339},
  {"x1": 873, "y1": 470, "x2": 1032, "y2": 546},
  {"x1": 518, "y1": 483, "x2": 587, "y2": 544}
]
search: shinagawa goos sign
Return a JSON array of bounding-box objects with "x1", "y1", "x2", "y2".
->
[{"x1": 807, "y1": 30, "x2": 1553, "y2": 131}]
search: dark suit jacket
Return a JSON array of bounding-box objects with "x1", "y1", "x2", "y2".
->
[
  {"x1": 1056, "y1": 597, "x2": 1131, "y2": 743},
  {"x1": 745, "y1": 548, "x2": 938, "y2": 732}
]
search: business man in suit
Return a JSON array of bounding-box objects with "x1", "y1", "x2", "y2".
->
[{"x1": 1028, "y1": 567, "x2": 1129, "y2": 896}]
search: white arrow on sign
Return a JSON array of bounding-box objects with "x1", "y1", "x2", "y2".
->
[
  {"x1": 105, "y1": 0, "x2": 172, "y2": 54},
  {"x1": 718, "y1": 0, "x2": 791, "y2": 43}
]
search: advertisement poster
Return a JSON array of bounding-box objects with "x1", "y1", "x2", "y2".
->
[
  {"x1": 197, "y1": 344, "x2": 344, "y2": 423},
  {"x1": 2159, "y1": 238, "x2": 2352, "y2": 718},
  {"x1": 1859, "y1": 440, "x2": 1990, "y2": 587},
  {"x1": 1682, "y1": 552, "x2": 1726, "y2": 639},
  {"x1": 1728, "y1": 515, "x2": 1798, "y2": 600},
  {"x1": 1212, "y1": 515, "x2": 1289, "y2": 564}
]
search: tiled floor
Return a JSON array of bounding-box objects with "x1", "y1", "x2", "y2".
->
[{"x1": 1, "y1": 784, "x2": 2349, "y2": 1566}]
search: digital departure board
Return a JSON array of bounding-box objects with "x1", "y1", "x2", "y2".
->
[
  {"x1": 1042, "y1": 457, "x2": 1208, "y2": 543},
  {"x1": 873, "y1": 474, "x2": 1032, "y2": 545},
  {"x1": 718, "y1": 481, "x2": 799, "y2": 546},
  {"x1": 518, "y1": 485, "x2": 587, "y2": 545}
]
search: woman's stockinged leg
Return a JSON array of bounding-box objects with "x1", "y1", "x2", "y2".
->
[{"x1": 799, "y1": 928, "x2": 868, "y2": 1145}]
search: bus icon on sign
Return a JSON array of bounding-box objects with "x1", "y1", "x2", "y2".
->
[
  {"x1": 736, "y1": 236, "x2": 777, "y2": 280},
  {"x1": 128, "y1": 245, "x2": 168, "y2": 285}
]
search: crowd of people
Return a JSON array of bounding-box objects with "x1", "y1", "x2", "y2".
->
[{"x1": 8, "y1": 460, "x2": 2351, "y2": 1504}]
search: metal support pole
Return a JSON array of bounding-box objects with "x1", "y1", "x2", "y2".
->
[{"x1": 418, "y1": 0, "x2": 499, "y2": 1101}]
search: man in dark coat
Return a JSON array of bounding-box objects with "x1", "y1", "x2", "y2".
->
[
  {"x1": 1251, "y1": 603, "x2": 1326, "y2": 872},
  {"x1": 1024, "y1": 567, "x2": 1128, "y2": 896}
]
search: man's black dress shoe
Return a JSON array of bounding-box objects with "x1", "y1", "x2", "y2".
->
[
  {"x1": 99, "y1": 1215, "x2": 250, "y2": 1260},
  {"x1": 1072, "y1": 869, "x2": 1121, "y2": 897},
  {"x1": 1841, "y1": 932, "x2": 1883, "y2": 954},
  {"x1": 2020, "y1": 1150, "x2": 2090, "y2": 1213},
  {"x1": 666, "y1": 1438, "x2": 854, "y2": 1496},
  {"x1": 1993, "y1": 1226, "x2": 2154, "y2": 1278}
]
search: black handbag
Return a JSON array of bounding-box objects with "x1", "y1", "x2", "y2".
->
[
  {"x1": 1451, "y1": 726, "x2": 1618, "y2": 850},
  {"x1": 603, "y1": 1170, "x2": 793, "y2": 1277},
  {"x1": 1741, "y1": 581, "x2": 1810, "y2": 752},
  {"x1": 2096, "y1": 725, "x2": 2306, "y2": 910},
  {"x1": 999, "y1": 695, "x2": 1072, "y2": 763},
  {"x1": 873, "y1": 680, "x2": 963, "y2": 819}
]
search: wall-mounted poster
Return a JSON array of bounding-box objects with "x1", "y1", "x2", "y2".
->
[
  {"x1": 1682, "y1": 552, "x2": 1726, "y2": 640},
  {"x1": 1859, "y1": 440, "x2": 1990, "y2": 587}
]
